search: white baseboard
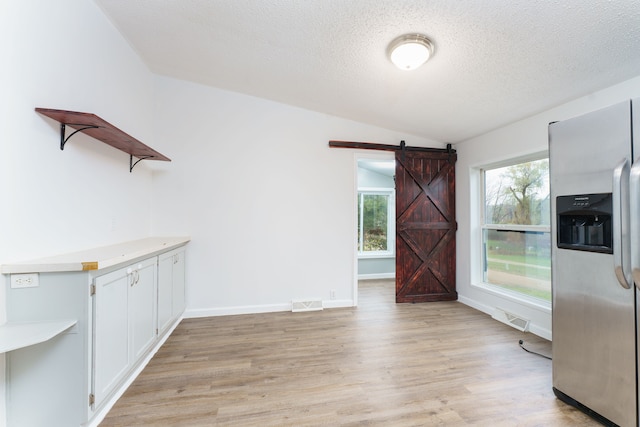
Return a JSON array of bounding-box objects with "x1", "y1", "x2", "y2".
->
[
  {"x1": 185, "y1": 303, "x2": 291, "y2": 318},
  {"x1": 357, "y1": 273, "x2": 395, "y2": 280},
  {"x1": 458, "y1": 295, "x2": 551, "y2": 341},
  {"x1": 322, "y1": 299, "x2": 354, "y2": 309},
  {"x1": 458, "y1": 295, "x2": 494, "y2": 316},
  {"x1": 185, "y1": 299, "x2": 355, "y2": 318},
  {"x1": 528, "y1": 323, "x2": 552, "y2": 341}
]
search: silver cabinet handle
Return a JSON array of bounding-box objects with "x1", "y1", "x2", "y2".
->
[
  {"x1": 129, "y1": 269, "x2": 140, "y2": 287},
  {"x1": 630, "y1": 158, "x2": 640, "y2": 288},
  {"x1": 613, "y1": 157, "x2": 632, "y2": 289},
  {"x1": 127, "y1": 267, "x2": 135, "y2": 286}
]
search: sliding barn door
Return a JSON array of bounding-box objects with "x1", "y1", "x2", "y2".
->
[{"x1": 395, "y1": 150, "x2": 457, "y2": 303}]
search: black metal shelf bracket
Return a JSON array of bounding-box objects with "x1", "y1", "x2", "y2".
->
[
  {"x1": 60, "y1": 123, "x2": 101, "y2": 150},
  {"x1": 129, "y1": 154, "x2": 154, "y2": 173}
]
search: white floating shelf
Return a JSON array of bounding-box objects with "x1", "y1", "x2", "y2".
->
[{"x1": 0, "y1": 319, "x2": 77, "y2": 353}]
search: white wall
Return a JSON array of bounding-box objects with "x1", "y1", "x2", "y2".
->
[
  {"x1": 455, "y1": 75, "x2": 640, "y2": 340},
  {"x1": 358, "y1": 167, "x2": 394, "y2": 188},
  {"x1": 150, "y1": 76, "x2": 441, "y2": 316},
  {"x1": 1, "y1": 1, "x2": 157, "y2": 425}
]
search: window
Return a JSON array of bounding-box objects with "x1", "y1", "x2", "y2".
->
[
  {"x1": 358, "y1": 190, "x2": 395, "y2": 256},
  {"x1": 481, "y1": 158, "x2": 551, "y2": 302}
]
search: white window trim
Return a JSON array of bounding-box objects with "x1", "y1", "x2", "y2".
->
[
  {"x1": 475, "y1": 153, "x2": 551, "y2": 308},
  {"x1": 357, "y1": 187, "x2": 395, "y2": 258}
]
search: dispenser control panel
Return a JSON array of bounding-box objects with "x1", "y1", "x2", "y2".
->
[{"x1": 556, "y1": 193, "x2": 613, "y2": 253}]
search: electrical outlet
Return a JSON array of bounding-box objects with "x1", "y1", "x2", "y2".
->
[
  {"x1": 11, "y1": 273, "x2": 39, "y2": 289},
  {"x1": 330, "y1": 289, "x2": 336, "y2": 300}
]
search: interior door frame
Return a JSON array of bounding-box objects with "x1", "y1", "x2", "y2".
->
[{"x1": 353, "y1": 151, "x2": 396, "y2": 306}]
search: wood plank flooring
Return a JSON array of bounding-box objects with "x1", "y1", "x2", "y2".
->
[{"x1": 100, "y1": 280, "x2": 597, "y2": 426}]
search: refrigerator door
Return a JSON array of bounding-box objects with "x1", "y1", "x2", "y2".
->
[
  {"x1": 633, "y1": 98, "x2": 640, "y2": 427},
  {"x1": 550, "y1": 100, "x2": 636, "y2": 427}
]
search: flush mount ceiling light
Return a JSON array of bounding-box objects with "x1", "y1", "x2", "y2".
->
[{"x1": 388, "y1": 34, "x2": 435, "y2": 71}]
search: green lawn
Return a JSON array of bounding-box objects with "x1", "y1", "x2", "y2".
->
[
  {"x1": 495, "y1": 283, "x2": 552, "y2": 301},
  {"x1": 486, "y1": 260, "x2": 550, "y2": 281},
  {"x1": 486, "y1": 244, "x2": 551, "y2": 301},
  {"x1": 487, "y1": 252, "x2": 550, "y2": 267}
]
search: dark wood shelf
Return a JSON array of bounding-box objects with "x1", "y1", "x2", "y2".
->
[{"x1": 36, "y1": 108, "x2": 170, "y2": 170}]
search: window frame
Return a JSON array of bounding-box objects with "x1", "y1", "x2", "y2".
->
[
  {"x1": 478, "y1": 154, "x2": 551, "y2": 305},
  {"x1": 357, "y1": 187, "x2": 396, "y2": 258}
]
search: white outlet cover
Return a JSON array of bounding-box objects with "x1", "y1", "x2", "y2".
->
[{"x1": 10, "y1": 273, "x2": 39, "y2": 289}]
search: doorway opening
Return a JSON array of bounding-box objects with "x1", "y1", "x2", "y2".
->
[{"x1": 355, "y1": 154, "x2": 396, "y2": 304}]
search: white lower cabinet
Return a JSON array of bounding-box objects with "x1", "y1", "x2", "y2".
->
[
  {"x1": 93, "y1": 266, "x2": 130, "y2": 409},
  {"x1": 158, "y1": 247, "x2": 185, "y2": 334},
  {"x1": 2, "y1": 237, "x2": 189, "y2": 427},
  {"x1": 93, "y1": 257, "x2": 157, "y2": 409},
  {"x1": 129, "y1": 258, "x2": 157, "y2": 361}
]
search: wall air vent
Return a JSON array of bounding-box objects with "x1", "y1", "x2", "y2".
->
[
  {"x1": 291, "y1": 299, "x2": 323, "y2": 312},
  {"x1": 492, "y1": 308, "x2": 530, "y2": 332}
]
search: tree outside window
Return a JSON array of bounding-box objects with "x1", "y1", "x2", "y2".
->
[
  {"x1": 358, "y1": 191, "x2": 394, "y2": 255},
  {"x1": 483, "y1": 158, "x2": 551, "y2": 301}
]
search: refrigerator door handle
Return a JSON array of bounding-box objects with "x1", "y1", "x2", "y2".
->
[
  {"x1": 613, "y1": 157, "x2": 632, "y2": 289},
  {"x1": 630, "y1": 158, "x2": 640, "y2": 288}
]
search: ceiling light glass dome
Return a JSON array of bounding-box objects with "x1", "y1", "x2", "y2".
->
[{"x1": 388, "y1": 34, "x2": 435, "y2": 71}]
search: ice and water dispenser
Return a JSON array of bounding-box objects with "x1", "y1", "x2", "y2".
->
[{"x1": 556, "y1": 193, "x2": 613, "y2": 253}]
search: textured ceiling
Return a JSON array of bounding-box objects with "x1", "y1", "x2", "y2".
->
[{"x1": 94, "y1": 0, "x2": 640, "y2": 143}]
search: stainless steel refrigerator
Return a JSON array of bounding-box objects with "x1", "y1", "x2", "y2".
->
[{"x1": 549, "y1": 99, "x2": 640, "y2": 427}]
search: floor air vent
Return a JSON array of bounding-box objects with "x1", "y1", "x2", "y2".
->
[
  {"x1": 292, "y1": 300, "x2": 323, "y2": 312},
  {"x1": 492, "y1": 308, "x2": 530, "y2": 332}
]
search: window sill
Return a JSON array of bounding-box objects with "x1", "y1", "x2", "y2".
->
[
  {"x1": 471, "y1": 281, "x2": 551, "y2": 313},
  {"x1": 358, "y1": 252, "x2": 395, "y2": 259}
]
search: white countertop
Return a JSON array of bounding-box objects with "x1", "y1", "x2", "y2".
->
[{"x1": 1, "y1": 236, "x2": 191, "y2": 274}]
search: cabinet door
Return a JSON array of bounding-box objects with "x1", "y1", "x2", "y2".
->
[
  {"x1": 130, "y1": 258, "x2": 157, "y2": 361},
  {"x1": 93, "y1": 268, "x2": 130, "y2": 408},
  {"x1": 157, "y1": 247, "x2": 186, "y2": 334},
  {"x1": 157, "y1": 251, "x2": 174, "y2": 334},
  {"x1": 172, "y1": 248, "x2": 186, "y2": 318}
]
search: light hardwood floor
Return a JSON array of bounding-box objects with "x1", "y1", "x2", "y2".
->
[{"x1": 100, "y1": 280, "x2": 597, "y2": 426}]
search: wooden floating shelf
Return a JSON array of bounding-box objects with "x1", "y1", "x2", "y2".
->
[{"x1": 35, "y1": 108, "x2": 171, "y2": 171}]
